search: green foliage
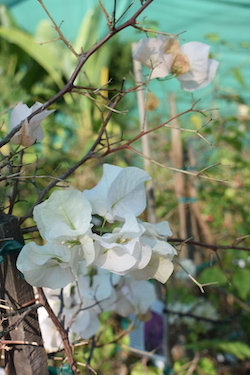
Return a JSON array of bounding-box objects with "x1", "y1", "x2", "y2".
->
[
  {"x1": 131, "y1": 363, "x2": 161, "y2": 375},
  {"x1": 198, "y1": 267, "x2": 228, "y2": 286},
  {"x1": 218, "y1": 341, "x2": 250, "y2": 361},
  {"x1": 231, "y1": 67, "x2": 246, "y2": 87},
  {"x1": 231, "y1": 268, "x2": 250, "y2": 300},
  {"x1": 187, "y1": 340, "x2": 250, "y2": 361},
  {"x1": 0, "y1": 27, "x2": 65, "y2": 89}
]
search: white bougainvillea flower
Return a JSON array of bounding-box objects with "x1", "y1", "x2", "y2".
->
[
  {"x1": 132, "y1": 38, "x2": 173, "y2": 79},
  {"x1": 171, "y1": 42, "x2": 219, "y2": 91},
  {"x1": 10, "y1": 101, "x2": 55, "y2": 146},
  {"x1": 84, "y1": 164, "x2": 151, "y2": 222},
  {"x1": 34, "y1": 189, "x2": 92, "y2": 242},
  {"x1": 34, "y1": 189, "x2": 96, "y2": 266},
  {"x1": 114, "y1": 276, "x2": 156, "y2": 317},
  {"x1": 70, "y1": 270, "x2": 120, "y2": 338},
  {"x1": 38, "y1": 274, "x2": 157, "y2": 351},
  {"x1": 141, "y1": 221, "x2": 173, "y2": 238},
  {"x1": 76, "y1": 271, "x2": 118, "y2": 319},
  {"x1": 93, "y1": 214, "x2": 152, "y2": 274},
  {"x1": 133, "y1": 36, "x2": 218, "y2": 90},
  {"x1": 16, "y1": 242, "x2": 75, "y2": 288},
  {"x1": 71, "y1": 308, "x2": 101, "y2": 339},
  {"x1": 129, "y1": 220, "x2": 177, "y2": 283},
  {"x1": 130, "y1": 238, "x2": 177, "y2": 283}
]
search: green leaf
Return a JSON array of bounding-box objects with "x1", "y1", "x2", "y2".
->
[
  {"x1": 0, "y1": 27, "x2": 64, "y2": 89},
  {"x1": 205, "y1": 33, "x2": 220, "y2": 43},
  {"x1": 231, "y1": 268, "x2": 250, "y2": 299},
  {"x1": 231, "y1": 67, "x2": 246, "y2": 87},
  {"x1": 198, "y1": 357, "x2": 216, "y2": 375},
  {"x1": 198, "y1": 267, "x2": 228, "y2": 286},
  {"x1": 218, "y1": 341, "x2": 250, "y2": 360},
  {"x1": 73, "y1": 7, "x2": 102, "y2": 52},
  {"x1": 187, "y1": 340, "x2": 250, "y2": 360}
]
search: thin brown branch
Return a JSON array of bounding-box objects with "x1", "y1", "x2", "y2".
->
[
  {"x1": 0, "y1": 304, "x2": 41, "y2": 339},
  {"x1": 125, "y1": 146, "x2": 226, "y2": 183},
  {"x1": 133, "y1": 25, "x2": 186, "y2": 38},
  {"x1": 0, "y1": 0, "x2": 154, "y2": 148},
  {"x1": 0, "y1": 339, "x2": 40, "y2": 347},
  {"x1": 170, "y1": 237, "x2": 250, "y2": 252},
  {"x1": 100, "y1": 101, "x2": 218, "y2": 159},
  {"x1": 37, "y1": 287, "x2": 79, "y2": 374},
  {"x1": 8, "y1": 149, "x2": 24, "y2": 214},
  {"x1": 1, "y1": 303, "x2": 42, "y2": 319},
  {"x1": 20, "y1": 91, "x2": 126, "y2": 224},
  {"x1": 37, "y1": 0, "x2": 79, "y2": 57}
]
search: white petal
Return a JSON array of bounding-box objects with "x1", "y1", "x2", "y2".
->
[
  {"x1": 11, "y1": 119, "x2": 35, "y2": 146},
  {"x1": 94, "y1": 241, "x2": 139, "y2": 274},
  {"x1": 115, "y1": 288, "x2": 135, "y2": 316},
  {"x1": 9, "y1": 101, "x2": 55, "y2": 146},
  {"x1": 17, "y1": 242, "x2": 75, "y2": 288},
  {"x1": 79, "y1": 234, "x2": 96, "y2": 265},
  {"x1": 71, "y1": 309, "x2": 100, "y2": 339},
  {"x1": 132, "y1": 279, "x2": 156, "y2": 313},
  {"x1": 180, "y1": 58, "x2": 219, "y2": 91},
  {"x1": 83, "y1": 164, "x2": 123, "y2": 219},
  {"x1": 142, "y1": 221, "x2": 173, "y2": 238},
  {"x1": 152, "y1": 257, "x2": 174, "y2": 283},
  {"x1": 108, "y1": 167, "x2": 151, "y2": 221},
  {"x1": 115, "y1": 277, "x2": 156, "y2": 316},
  {"x1": 28, "y1": 242, "x2": 71, "y2": 265},
  {"x1": 34, "y1": 189, "x2": 92, "y2": 242},
  {"x1": 133, "y1": 38, "x2": 164, "y2": 68},
  {"x1": 84, "y1": 164, "x2": 151, "y2": 222},
  {"x1": 29, "y1": 102, "x2": 55, "y2": 141},
  {"x1": 119, "y1": 214, "x2": 145, "y2": 238},
  {"x1": 9, "y1": 102, "x2": 31, "y2": 129},
  {"x1": 79, "y1": 274, "x2": 112, "y2": 301},
  {"x1": 178, "y1": 42, "x2": 210, "y2": 83},
  {"x1": 38, "y1": 306, "x2": 64, "y2": 352},
  {"x1": 133, "y1": 38, "x2": 171, "y2": 79},
  {"x1": 131, "y1": 255, "x2": 174, "y2": 283}
]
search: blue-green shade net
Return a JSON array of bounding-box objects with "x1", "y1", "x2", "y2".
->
[{"x1": 0, "y1": 239, "x2": 23, "y2": 263}]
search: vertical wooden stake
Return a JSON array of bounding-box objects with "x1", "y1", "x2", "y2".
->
[{"x1": 0, "y1": 212, "x2": 49, "y2": 375}]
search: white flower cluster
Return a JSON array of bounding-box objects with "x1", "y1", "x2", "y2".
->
[
  {"x1": 17, "y1": 164, "x2": 176, "y2": 288},
  {"x1": 133, "y1": 36, "x2": 219, "y2": 91},
  {"x1": 38, "y1": 270, "x2": 156, "y2": 351},
  {"x1": 17, "y1": 163, "x2": 176, "y2": 347}
]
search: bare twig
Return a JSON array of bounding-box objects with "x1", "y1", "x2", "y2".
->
[
  {"x1": 0, "y1": 303, "x2": 41, "y2": 339},
  {"x1": 169, "y1": 237, "x2": 250, "y2": 252},
  {"x1": 37, "y1": 287, "x2": 79, "y2": 374},
  {"x1": 20, "y1": 90, "x2": 126, "y2": 223},
  {"x1": 37, "y1": 0, "x2": 79, "y2": 57},
  {"x1": 0, "y1": 0, "x2": 154, "y2": 149},
  {"x1": 126, "y1": 146, "x2": 226, "y2": 183}
]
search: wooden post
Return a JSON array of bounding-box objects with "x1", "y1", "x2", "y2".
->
[
  {"x1": 0, "y1": 212, "x2": 49, "y2": 375},
  {"x1": 169, "y1": 93, "x2": 190, "y2": 258},
  {"x1": 169, "y1": 94, "x2": 214, "y2": 262}
]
